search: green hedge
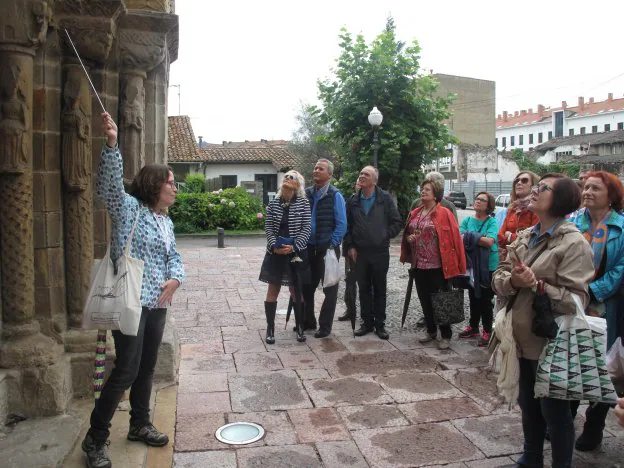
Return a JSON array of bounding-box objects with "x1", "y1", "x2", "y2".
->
[{"x1": 169, "y1": 187, "x2": 265, "y2": 233}]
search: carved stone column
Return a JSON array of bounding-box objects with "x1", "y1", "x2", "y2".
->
[
  {"x1": 118, "y1": 10, "x2": 177, "y2": 176},
  {"x1": 0, "y1": 1, "x2": 63, "y2": 374}
]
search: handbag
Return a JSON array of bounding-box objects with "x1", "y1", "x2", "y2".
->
[
  {"x1": 82, "y1": 209, "x2": 144, "y2": 336},
  {"x1": 534, "y1": 294, "x2": 618, "y2": 403},
  {"x1": 323, "y1": 248, "x2": 343, "y2": 288},
  {"x1": 431, "y1": 281, "x2": 464, "y2": 325},
  {"x1": 532, "y1": 280, "x2": 558, "y2": 339}
]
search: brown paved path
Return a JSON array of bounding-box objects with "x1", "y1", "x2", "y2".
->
[{"x1": 171, "y1": 241, "x2": 624, "y2": 468}]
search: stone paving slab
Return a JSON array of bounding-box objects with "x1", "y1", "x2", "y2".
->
[
  {"x1": 337, "y1": 404, "x2": 409, "y2": 430},
  {"x1": 179, "y1": 353, "x2": 236, "y2": 374},
  {"x1": 175, "y1": 413, "x2": 229, "y2": 452},
  {"x1": 296, "y1": 368, "x2": 331, "y2": 380},
  {"x1": 177, "y1": 392, "x2": 232, "y2": 415},
  {"x1": 178, "y1": 372, "x2": 229, "y2": 394},
  {"x1": 173, "y1": 450, "x2": 237, "y2": 468},
  {"x1": 451, "y1": 413, "x2": 523, "y2": 457},
  {"x1": 229, "y1": 370, "x2": 313, "y2": 412},
  {"x1": 306, "y1": 336, "x2": 349, "y2": 354},
  {"x1": 319, "y1": 349, "x2": 438, "y2": 378},
  {"x1": 227, "y1": 411, "x2": 297, "y2": 447},
  {"x1": 233, "y1": 351, "x2": 284, "y2": 373},
  {"x1": 288, "y1": 408, "x2": 351, "y2": 443},
  {"x1": 316, "y1": 440, "x2": 370, "y2": 468},
  {"x1": 376, "y1": 372, "x2": 463, "y2": 403},
  {"x1": 337, "y1": 335, "x2": 397, "y2": 353},
  {"x1": 304, "y1": 376, "x2": 394, "y2": 407},
  {"x1": 351, "y1": 422, "x2": 483, "y2": 468},
  {"x1": 236, "y1": 444, "x2": 323, "y2": 468},
  {"x1": 277, "y1": 350, "x2": 324, "y2": 369},
  {"x1": 397, "y1": 397, "x2": 485, "y2": 424},
  {"x1": 437, "y1": 368, "x2": 506, "y2": 412},
  {"x1": 180, "y1": 342, "x2": 224, "y2": 357}
]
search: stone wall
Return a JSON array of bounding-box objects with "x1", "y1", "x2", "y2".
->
[{"x1": 0, "y1": 0, "x2": 178, "y2": 418}]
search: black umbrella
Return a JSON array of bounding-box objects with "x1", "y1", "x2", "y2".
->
[
  {"x1": 284, "y1": 297, "x2": 294, "y2": 330},
  {"x1": 401, "y1": 270, "x2": 415, "y2": 328},
  {"x1": 291, "y1": 257, "x2": 306, "y2": 342},
  {"x1": 344, "y1": 258, "x2": 357, "y2": 337}
]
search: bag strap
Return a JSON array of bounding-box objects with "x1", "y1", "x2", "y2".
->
[
  {"x1": 505, "y1": 240, "x2": 549, "y2": 311},
  {"x1": 124, "y1": 208, "x2": 142, "y2": 256}
]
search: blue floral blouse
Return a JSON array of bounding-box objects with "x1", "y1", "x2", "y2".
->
[{"x1": 95, "y1": 145, "x2": 185, "y2": 309}]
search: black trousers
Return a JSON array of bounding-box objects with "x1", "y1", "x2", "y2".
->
[
  {"x1": 413, "y1": 267, "x2": 452, "y2": 339},
  {"x1": 89, "y1": 307, "x2": 167, "y2": 443},
  {"x1": 468, "y1": 281, "x2": 495, "y2": 333},
  {"x1": 356, "y1": 248, "x2": 390, "y2": 328},
  {"x1": 302, "y1": 245, "x2": 340, "y2": 332}
]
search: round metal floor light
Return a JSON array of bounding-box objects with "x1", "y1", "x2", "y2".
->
[{"x1": 215, "y1": 422, "x2": 265, "y2": 445}]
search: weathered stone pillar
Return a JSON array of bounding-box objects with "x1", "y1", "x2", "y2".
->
[
  {"x1": 118, "y1": 10, "x2": 177, "y2": 175},
  {"x1": 0, "y1": 0, "x2": 67, "y2": 415},
  {"x1": 55, "y1": 0, "x2": 124, "y2": 397}
]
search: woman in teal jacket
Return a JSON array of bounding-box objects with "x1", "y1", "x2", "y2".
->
[{"x1": 570, "y1": 170, "x2": 624, "y2": 452}]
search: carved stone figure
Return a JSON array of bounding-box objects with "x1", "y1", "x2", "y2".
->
[
  {"x1": 121, "y1": 74, "x2": 145, "y2": 176},
  {"x1": 0, "y1": 62, "x2": 29, "y2": 174},
  {"x1": 62, "y1": 66, "x2": 91, "y2": 191}
]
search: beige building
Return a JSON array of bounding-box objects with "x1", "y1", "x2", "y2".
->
[
  {"x1": 434, "y1": 73, "x2": 496, "y2": 147},
  {"x1": 0, "y1": 0, "x2": 178, "y2": 421}
]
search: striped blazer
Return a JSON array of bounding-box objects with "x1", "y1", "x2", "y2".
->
[{"x1": 265, "y1": 196, "x2": 311, "y2": 252}]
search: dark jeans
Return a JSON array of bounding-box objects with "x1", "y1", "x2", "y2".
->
[
  {"x1": 413, "y1": 268, "x2": 452, "y2": 339},
  {"x1": 356, "y1": 248, "x2": 390, "y2": 328},
  {"x1": 344, "y1": 257, "x2": 358, "y2": 318},
  {"x1": 468, "y1": 282, "x2": 494, "y2": 333},
  {"x1": 302, "y1": 245, "x2": 340, "y2": 332},
  {"x1": 518, "y1": 358, "x2": 574, "y2": 468},
  {"x1": 89, "y1": 307, "x2": 167, "y2": 443}
]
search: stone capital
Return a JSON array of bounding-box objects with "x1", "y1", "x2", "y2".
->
[
  {"x1": 118, "y1": 10, "x2": 178, "y2": 72},
  {"x1": 55, "y1": 0, "x2": 125, "y2": 63},
  {"x1": 0, "y1": 0, "x2": 54, "y2": 53}
]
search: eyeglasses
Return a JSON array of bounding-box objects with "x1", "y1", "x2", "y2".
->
[
  {"x1": 165, "y1": 181, "x2": 176, "y2": 189},
  {"x1": 514, "y1": 177, "x2": 530, "y2": 185},
  {"x1": 474, "y1": 197, "x2": 488, "y2": 203},
  {"x1": 531, "y1": 184, "x2": 553, "y2": 193},
  {"x1": 284, "y1": 174, "x2": 297, "y2": 181}
]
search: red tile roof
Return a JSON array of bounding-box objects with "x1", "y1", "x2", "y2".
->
[
  {"x1": 167, "y1": 116, "x2": 200, "y2": 161},
  {"x1": 497, "y1": 94, "x2": 624, "y2": 129},
  {"x1": 199, "y1": 146, "x2": 300, "y2": 171}
]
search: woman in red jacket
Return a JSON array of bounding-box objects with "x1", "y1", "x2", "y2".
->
[
  {"x1": 400, "y1": 180, "x2": 466, "y2": 349},
  {"x1": 498, "y1": 171, "x2": 539, "y2": 259}
]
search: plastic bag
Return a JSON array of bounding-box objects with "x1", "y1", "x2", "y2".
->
[
  {"x1": 607, "y1": 337, "x2": 624, "y2": 393},
  {"x1": 323, "y1": 249, "x2": 343, "y2": 288}
]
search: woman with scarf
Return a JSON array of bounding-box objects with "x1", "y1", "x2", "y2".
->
[
  {"x1": 260, "y1": 171, "x2": 311, "y2": 344},
  {"x1": 458, "y1": 192, "x2": 499, "y2": 347},
  {"x1": 569, "y1": 170, "x2": 624, "y2": 451},
  {"x1": 498, "y1": 171, "x2": 540, "y2": 259}
]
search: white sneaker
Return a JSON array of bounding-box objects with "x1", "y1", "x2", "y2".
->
[
  {"x1": 438, "y1": 338, "x2": 451, "y2": 350},
  {"x1": 419, "y1": 332, "x2": 437, "y2": 344}
]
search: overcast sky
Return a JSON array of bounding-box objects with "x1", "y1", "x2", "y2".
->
[{"x1": 168, "y1": 0, "x2": 624, "y2": 143}]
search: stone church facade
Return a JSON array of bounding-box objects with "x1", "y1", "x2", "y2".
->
[{"x1": 0, "y1": 0, "x2": 178, "y2": 419}]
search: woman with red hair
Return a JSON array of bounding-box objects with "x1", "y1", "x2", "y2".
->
[{"x1": 571, "y1": 170, "x2": 624, "y2": 451}]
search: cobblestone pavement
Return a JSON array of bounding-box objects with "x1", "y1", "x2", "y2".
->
[{"x1": 172, "y1": 240, "x2": 623, "y2": 468}]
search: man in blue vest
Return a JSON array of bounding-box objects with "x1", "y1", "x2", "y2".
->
[{"x1": 302, "y1": 159, "x2": 348, "y2": 338}]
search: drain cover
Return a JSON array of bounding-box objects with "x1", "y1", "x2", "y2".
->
[{"x1": 215, "y1": 422, "x2": 265, "y2": 445}]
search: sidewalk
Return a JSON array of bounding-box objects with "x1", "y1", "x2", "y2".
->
[{"x1": 168, "y1": 242, "x2": 623, "y2": 468}]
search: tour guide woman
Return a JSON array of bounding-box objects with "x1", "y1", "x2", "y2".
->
[
  {"x1": 492, "y1": 173, "x2": 593, "y2": 468},
  {"x1": 259, "y1": 171, "x2": 311, "y2": 344},
  {"x1": 82, "y1": 113, "x2": 185, "y2": 468}
]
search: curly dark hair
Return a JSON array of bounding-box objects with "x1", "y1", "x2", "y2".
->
[
  {"x1": 129, "y1": 164, "x2": 174, "y2": 208},
  {"x1": 475, "y1": 191, "x2": 495, "y2": 215}
]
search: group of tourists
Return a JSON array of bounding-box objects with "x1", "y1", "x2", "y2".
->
[{"x1": 79, "y1": 111, "x2": 623, "y2": 468}]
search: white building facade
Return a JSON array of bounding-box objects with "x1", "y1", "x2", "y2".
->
[{"x1": 496, "y1": 94, "x2": 624, "y2": 152}]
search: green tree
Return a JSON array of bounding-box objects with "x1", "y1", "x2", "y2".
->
[
  {"x1": 289, "y1": 101, "x2": 339, "y2": 182},
  {"x1": 512, "y1": 149, "x2": 580, "y2": 178},
  {"x1": 316, "y1": 17, "x2": 455, "y2": 213}
]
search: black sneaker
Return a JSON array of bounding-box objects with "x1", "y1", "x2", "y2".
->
[
  {"x1": 81, "y1": 433, "x2": 111, "y2": 468},
  {"x1": 127, "y1": 423, "x2": 169, "y2": 447}
]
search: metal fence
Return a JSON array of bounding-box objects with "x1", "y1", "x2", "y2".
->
[{"x1": 448, "y1": 180, "x2": 515, "y2": 206}]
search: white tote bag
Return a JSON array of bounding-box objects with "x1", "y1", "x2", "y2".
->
[
  {"x1": 323, "y1": 248, "x2": 343, "y2": 288},
  {"x1": 82, "y1": 209, "x2": 144, "y2": 336}
]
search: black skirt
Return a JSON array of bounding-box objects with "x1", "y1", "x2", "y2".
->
[{"x1": 259, "y1": 249, "x2": 310, "y2": 287}]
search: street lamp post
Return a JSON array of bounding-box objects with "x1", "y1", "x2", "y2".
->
[{"x1": 368, "y1": 106, "x2": 383, "y2": 167}]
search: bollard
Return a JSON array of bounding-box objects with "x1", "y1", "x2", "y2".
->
[{"x1": 217, "y1": 227, "x2": 225, "y2": 248}]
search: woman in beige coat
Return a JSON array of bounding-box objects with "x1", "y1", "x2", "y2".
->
[{"x1": 492, "y1": 173, "x2": 594, "y2": 468}]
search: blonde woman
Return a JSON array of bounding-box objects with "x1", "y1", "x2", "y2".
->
[{"x1": 259, "y1": 171, "x2": 311, "y2": 343}]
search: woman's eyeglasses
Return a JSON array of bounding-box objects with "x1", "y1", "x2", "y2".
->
[
  {"x1": 514, "y1": 177, "x2": 530, "y2": 185},
  {"x1": 474, "y1": 197, "x2": 488, "y2": 203},
  {"x1": 165, "y1": 181, "x2": 176, "y2": 189},
  {"x1": 284, "y1": 174, "x2": 297, "y2": 181},
  {"x1": 531, "y1": 184, "x2": 552, "y2": 193}
]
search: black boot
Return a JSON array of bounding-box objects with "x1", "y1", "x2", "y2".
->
[
  {"x1": 293, "y1": 303, "x2": 306, "y2": 343},
  {"x1": 337, "y1": 311, "x2": 353, "y2": 321},
  {"x1": 575, "y1": 402, "x2": 609, "y2": 451},
  {"x1": 264, "y1": 301, "x2": 276, "y2": 344}
]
